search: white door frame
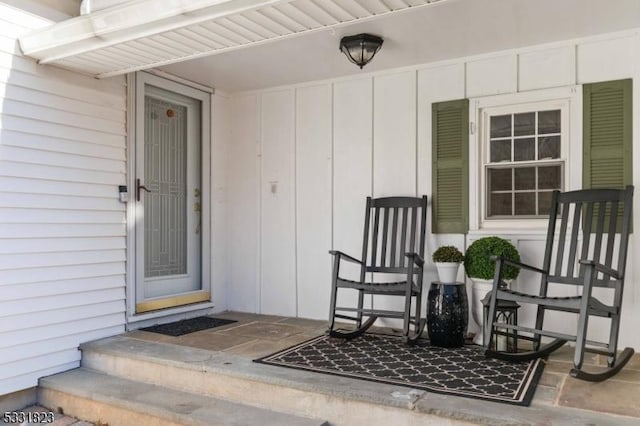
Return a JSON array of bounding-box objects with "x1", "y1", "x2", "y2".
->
[{"x1": 125, "y1": 72, "x2": 212, "y2": 320}]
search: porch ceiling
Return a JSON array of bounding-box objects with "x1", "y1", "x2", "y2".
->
[{"x1": 18, "y1": 0, "x2": 446, "y2": 79}]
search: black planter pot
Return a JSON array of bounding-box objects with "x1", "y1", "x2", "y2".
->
[{"x1": 427, "y1": 282, "x2": 469, "y2": 348}]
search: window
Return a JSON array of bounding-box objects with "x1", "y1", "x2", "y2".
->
[{"x1": 482, "y1": 102, "x2": 567, "y2": 220}]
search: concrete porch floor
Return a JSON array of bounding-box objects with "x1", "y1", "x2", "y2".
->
[{"x1": 115, "y1": 311, "x2": 640, "y2": 424}]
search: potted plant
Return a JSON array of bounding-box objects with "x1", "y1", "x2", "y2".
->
[
  {"x1": 432, "y1": 245, "x2": 464, "y2": 283},
  {"x1": 464, "y1": 236, "x2": 520, "y2": 344}
]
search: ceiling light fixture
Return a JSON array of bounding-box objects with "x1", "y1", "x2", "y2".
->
[{"x1": 339, "y1": 33, "x2": 384, "y2": 69}]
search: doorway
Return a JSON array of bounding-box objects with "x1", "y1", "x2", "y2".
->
[{"x1": 134, "y1": 73, "x2": 211, "y2": 313}]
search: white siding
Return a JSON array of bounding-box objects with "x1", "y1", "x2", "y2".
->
[
  {"x1": 260, "y1": 90, "x2": 296, "y2": 316},
  {"x1": 373, "y1": 71, "x2": 417, "y2": 198},
  {"x1": 0, "y1": 4, "x2": 126, "y2": 395},
  {"x1": 518, "y1": 46, "x2": 575, "y2": 91},
  {"x1": 466, "y1": 54, "x2": 518, "y2": 98},
  {"x1": 332, "y1": 78, "x2": 373, "y2": 318},
  {"x1": 211, "y1": 93, "x2": 230, "y2": 312},
  {"x1": 577, "y1": 35, "x2": 637, "y2": 83},
  {"x1": 227, "y1": 94, "x2": 260, "y2": 313},
  {"x1": 295, "y1": 84, "x2": 331, "y2": 320},
  {"x1": 372, "y1": 71, "x2": 417, "y2": 324},
  {"x1": 227, "y1": 31, "x2": 640, "y2": 350}
]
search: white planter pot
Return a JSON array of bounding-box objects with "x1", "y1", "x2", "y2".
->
[
  {"x1": 470, "y1": 278, "x2": 511, "y2": 345},
  {"x1": 435, "y1": 262, "x2": 460, "y2": 284},
  {"x1": 470, "y1": 278, "x2": 493, "y2": 345}
]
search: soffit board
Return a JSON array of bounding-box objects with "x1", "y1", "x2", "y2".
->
[{"x1": 19, "y1": 0, "x2": 445, "y2": 78}]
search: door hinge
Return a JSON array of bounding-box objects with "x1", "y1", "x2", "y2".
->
[{"x1": 469, "y1": 122, "x2": 476, "y2": 135}]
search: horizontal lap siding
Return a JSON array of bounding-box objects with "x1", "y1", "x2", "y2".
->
[{"x1": 0, "y1": 5, "x2": 127, "y2": 395}]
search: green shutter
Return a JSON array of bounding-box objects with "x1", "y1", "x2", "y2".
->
[
  {"x1": 432, "y1": 99, "x2": 469, "y2": 234},
  {"x1": 583, "y1": 79, "x2": 633, "y2": 232}
]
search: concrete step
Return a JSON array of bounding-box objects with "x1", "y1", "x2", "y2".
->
[
  {"x1": 75, "y1": 335, "x2": 640, "y2": 426},
  {"x1": 39, "y1": 368, "x2": 326, "y2": 426},
  {"x1": 79, "y1": 335, "x2": 459, "y2": 426}
]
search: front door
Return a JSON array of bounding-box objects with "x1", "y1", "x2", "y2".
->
[{"x1": 134, "y1": 73, "x2": 210, "y2": 313}]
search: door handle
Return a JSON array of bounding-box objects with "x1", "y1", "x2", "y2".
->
[{"x1": 136, "y1": 178, "x2": 151, "y2": 201}]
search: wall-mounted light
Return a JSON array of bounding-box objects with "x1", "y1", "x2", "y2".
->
[{"x1": 339, "y1": 33, "x2": 383, "y2": 69}]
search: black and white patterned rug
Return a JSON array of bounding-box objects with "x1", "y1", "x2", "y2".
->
[{"x1": 255, "y1": 333, "x2": 545, "y2": 406}]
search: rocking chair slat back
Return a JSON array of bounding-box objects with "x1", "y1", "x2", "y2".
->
[
  {"x1": 578, "y1": 201, "x2": 594, "y2": 278},
  {"x1": 380, "y1": 208, "x2": 389, "y2": 266},
  {"x1": 545, "y1": 187, "x2": 632, "y2": 286},
  {"x1": 604, "y1": 200, "x2": 620, "y2": 280},
  {"x1": 390, "y1": 207, "x2": 399, "y2": 266},
  {"x1": 592, "y1": 201, "x2": 607, "y2": 267},
  {"x1": 399, "y1": 207, "x2": 408, "y2": 267},
  {"x1": 363, "y1": 196, "x2": 428, "y2": 272},
  {"x1": 409, "y1": 206, "x2": 417, "y2": 267}
]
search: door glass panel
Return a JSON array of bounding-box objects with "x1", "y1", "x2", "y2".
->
[{"x1": 144, "y1": 96, "x2": 187, "y2": 278}]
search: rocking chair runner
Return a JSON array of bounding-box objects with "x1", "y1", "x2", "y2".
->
[
  {"x1": 328, "y1": 196, "x2": 428, "y2": 344},
  {"x1": 485, "y1": 186, "x2": 634, "y2": 381}
]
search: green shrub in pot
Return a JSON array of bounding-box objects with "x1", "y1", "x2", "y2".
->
[
  {"x1": 432, "y1": 246, "x2": 464, "y2": 283},
  {"x1": 432, "y1": 246, "x2": 464, "y2": 263},
  {"x1": 465, "y1": 236, "x2": 520, "y2": 345},
  {"x1": 464, "y1": 237, "x2": 520, "y2": 280}
]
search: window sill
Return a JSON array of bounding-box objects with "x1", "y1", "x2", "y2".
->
[{"x1": 469, "y1": 224, "x2": 549, "y2": 237}]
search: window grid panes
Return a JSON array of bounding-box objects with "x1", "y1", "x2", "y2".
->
[{"x1": 487, "y1": 109, "x2": 563, "y2": 218}]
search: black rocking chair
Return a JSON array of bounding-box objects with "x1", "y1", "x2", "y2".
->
[
  {"x1": 328, "y1": 196, "x2": 428, "y2": 344},
  {"x1": 485, "y1": 186, "x2": 634, "y2": 381}
]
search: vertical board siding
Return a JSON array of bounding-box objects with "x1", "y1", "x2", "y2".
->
[
  {"x1": 372, "y1": 71, "x2": 418, "y2": 320},
  {"x1": 373, "y1": 71, "x2": 417, "y2": 198},
  {"x1": 227, "y1": 95, "x2": 260, "y2": 312},
  {"x1": 466, "y1": 54, "x2": 518, "y2": 97},
  {"x1": 211, "y1": 94, "x2": 230, "y2": 312},
  {"x1": 518, "y1": 46, "x2": 575, "y2": 92},
  {"x1": 0, "y1": 4, "x2": 126, "y2": 395},
  {"x1": 577, "y1": 36, "x2": 636, "y2": 84},
  {"x1": 333, "y1": 78, "x2": 373, "y2": 309},
  {"x1": 226, "y1": 32, "x2": 639, "y2": 350},
  {"x1": 260, "y1": 90, "x2": 296, "y2": 316},
  {"x1": 295, "y1": 85, "x2": 332, "y2": 320}
]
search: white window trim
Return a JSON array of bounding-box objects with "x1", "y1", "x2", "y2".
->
[{"x1": 468, "y1": 86, "x2": 582, "y2": 233}]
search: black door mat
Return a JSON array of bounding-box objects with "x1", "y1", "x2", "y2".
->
[
  {"x1": 141, "y1": 317, "x2": 237, "y2": 336},
  {"x1": 255, "y1": 333, "x2": 545, "y2": 406}
]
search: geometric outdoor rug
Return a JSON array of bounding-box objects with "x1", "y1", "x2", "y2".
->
[
  {"x1": 255, "y1": 333, "x2": 545, "y2": 406},
  {"x1": 141, "y1": 316, "x2": 236, "y2": 336}
]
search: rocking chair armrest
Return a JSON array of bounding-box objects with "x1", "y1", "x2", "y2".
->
[
  {"x1": 404, "y1": 252, "x2": 424, "y2": 267},
  {"x1": 329, "y1": 250, "x2": 363, "y2": 265},
  {"x1": 579, "y1": 260, "x2": 622, "y2": 280},
  {"x1": 490, "y1": 256, "x2": 548, "y2": 275}
]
